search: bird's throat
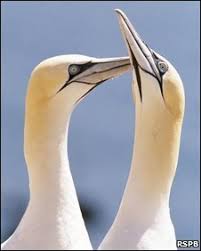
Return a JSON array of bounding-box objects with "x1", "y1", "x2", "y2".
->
[
  {"x1": 21, "y1": 98, "x2": 92, "y2": 249},
  {"x1": 117, "y1": 110, "x2": 183, "y2": 224}
]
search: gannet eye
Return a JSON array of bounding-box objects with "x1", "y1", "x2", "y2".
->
[
  {"x1": 157, "y1": 61, "x2": 168, "y2": 74},
  {"x1": 69, "y1": 64, "x2": 81, "y2": 75}
]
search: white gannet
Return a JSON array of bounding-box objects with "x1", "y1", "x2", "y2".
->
[
  {"x1": 1, "y1": 54, "x2": 130, "y2": 250},
  {"x1": 99, "y1": 10, "x2": 185, "y2": 250}
]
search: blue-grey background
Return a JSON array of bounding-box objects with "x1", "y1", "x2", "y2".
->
[{"x1": 1, "y1": 1, "x2": 200, "y2": 249}]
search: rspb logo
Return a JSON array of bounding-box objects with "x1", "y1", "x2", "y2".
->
[{"x1": 177, "y1": 240, "x2": 199, "y2": 249}]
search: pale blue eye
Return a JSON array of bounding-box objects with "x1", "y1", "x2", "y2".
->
[
  {"x1": 69, "y1": 65, "x2": 80, "y2": 75},
  {"x1": 157, "y1": 61, "x2": 168, "y2": 73}
]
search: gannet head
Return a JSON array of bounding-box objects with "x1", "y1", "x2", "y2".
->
[
  {"x1": 116, "y1": 9, "x2": 185, "y2": 122},
  {"x1": 25, "y1": 54, "x2": 130, "y2": 169},
  {"x1": 27, "y1": 54, "x2": 130, "y2": 107}
]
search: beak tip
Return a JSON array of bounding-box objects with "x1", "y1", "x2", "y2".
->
[
  {"x1": 114, "y1": 8, "x2": 121, "y2": 13},
  {"x1": 115, "y1": 8, "x2": 124, "y2": 18},
  {"x1": 115, "y1": 9, "x2": 123, "y2": 17}
]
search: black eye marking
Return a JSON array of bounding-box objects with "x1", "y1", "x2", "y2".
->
[
  {"x1": 151, "y1": 52, "x2": 168, "y2": 75},
  {"x1": 150, "y1": 51, "x2": 169, "y2": 97},
  {"x1": 68, "y1": 61, "x2": 95, "y2": 81},
  {"x1": 57, "y1": 61, "x2": 96, "y2": 93}
]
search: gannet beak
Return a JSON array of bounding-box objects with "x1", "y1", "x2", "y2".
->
[
  {"x1": 57, "y1": 56, "x2": 130, "y2": 93},
  {"x1": 70, "y1": 56, "x2": 130, "y2": 85},
  {"x1": 115, "y1": 9, "x2": 162, "y2": 99}
]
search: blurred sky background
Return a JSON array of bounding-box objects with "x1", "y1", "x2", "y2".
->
[{"x1": 1, "y1": 1, "x2": 200, "y2": 249}]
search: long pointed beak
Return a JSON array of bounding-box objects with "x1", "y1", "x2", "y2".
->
[
  {"x1": 58, "y1": 56, "x2": 130, "y2": 93},
  {"x1": 115, "y1": 9, "x2": 161, "y2": 83},
  {"x1": 72, "y1": 56, "x2": 131, "y2": 85},
  {"x1": 71, "y1": 56, "x2": 130, "y2": 103}
]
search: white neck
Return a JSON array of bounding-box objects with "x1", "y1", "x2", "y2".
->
[
  {"x1": 99, "y1": 105, "x2": 183, "y2": 250},
  {"x1": 120, "y1": 111, "x2": 181, "y2": 220},
  {"x1": 4, "y1": 96, "x2": 92, "y2": 250}
]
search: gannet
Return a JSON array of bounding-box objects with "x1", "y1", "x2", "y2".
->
[
  {"x1": 99, "y1": 10, "x2": 185, "y2": 250},
  {"x1": 1, "y1": 54, "x2": 130, "y2": 250}
]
